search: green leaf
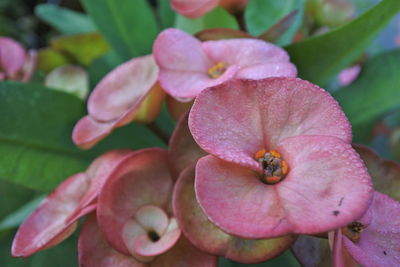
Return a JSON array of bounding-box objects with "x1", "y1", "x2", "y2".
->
[
  {"x1": 35, "y1": 4, "x2": 96, "y2": 34},
  {"x1": 285, "y1": 0, "x2": 400, "y2": 86},
  {"x1": 175, "y1": 7, "x2": 239, "y2": 35},
  {"x1": 244, "y1": 0, "x2": 304, "y2": 46},
  {"x1": 333, "y1": 49, "x2": 400, "y2": 143},
  {"x1": 0, "y1": 181, "x2": 35, "y2": 220},
  {"x1": 0, "y1": 196, "x2": 44, "y2": 232},
  {"x1": 0, "y1": 231, "x2": 78, "y2": 267},
  {"x1": 0, "y1": 81, "x2": 163, "y2": 191},
  {"x1": 81, "y1": 0, "x2": 159, "y2": 60},
  {"x1": 159, "y1": 0, "x2": 175, "y2": 29}
]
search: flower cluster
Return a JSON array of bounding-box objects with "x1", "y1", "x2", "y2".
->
[{"x1": 12, "y1": 22, "x2": 400, "y2": 267}]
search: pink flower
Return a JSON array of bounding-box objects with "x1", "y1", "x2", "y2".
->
[
  {"x1": 189, "y1": 77, "x2": 373, "y2": 239},
  {"x1": 86, "y1": 148, "x2": 216, "y2": 266},
  {"x1": 72, "y1": 55, "x2": 165, "y2": 149},
  {"x1": 0, "y1": 37, "x2": 36, "y2": 81},
  {"x1": 153, "y1": 29, "x2": 297, "y2": 100},
  {"x1": 12, "y1": 150, "x2": 131, "y2": 257},
  {"x1": 329, "y1": 145, "x2": 400, "y2": 267},
  {"x1": 170, "y1": 0, "x2": 248, "y2": 18},
  {"x1": 332, "y1": 192, "x2": 400, "y2": 267}
]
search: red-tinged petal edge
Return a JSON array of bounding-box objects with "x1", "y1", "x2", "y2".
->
[
  {"x1": 173, "y1": 165, "x2": 296, "y2": 264},
  {"x1": 88, "y1": 55, "x2": 158, "y2": 122},
  {"x1": 67, "y1": 149, "x2": 133, "y2": 222},
  {"x1": 170, "y1": 0, "x2": 218, "y2": 18},
  {"x1": 12, "y1": 173, "x2": 91, "y2": 257},
  {"x1": 97, "y1": 148, "x2": 174, "y2": 256},
  {"x1": 72, "y1": 115, "x2": 115, "y2": 149},
  {"x1": 168, "y1": 112, "x2": 207, "y2": 180}
]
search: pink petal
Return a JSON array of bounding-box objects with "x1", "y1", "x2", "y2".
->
[
  {"x1": 78, "y1": 215, "x2": 144, "y2": 267},
  {"x1": 67, "y1": 149, "x2": 133, "y2": 221},
  {"x1": 150, "y1": 236, "x2": 217, "y2": 267},
  {"x1": 158, "y1": 66, "x2": 237, "y2": 99},
  {"x1": 189, "y1": 80, "x2": 264, "y2": 170},
  {"x1": 72, "y1": 115, "x2": 115, "y2": 149},
  {"x1": 275, "y1": 136, "x2": 373, "y2": 234},
  {"x1": 170, "y1": 0, "x2": 219, "y2": 18},
  {"x1": 168, "y1": 112, "x2": 207, "y2": 180},
  {"x1": 189, "y1": 78, "x2": 352, "y2": 169},
  {"x1": 154, "y1": 29, "x2": 211, "y2": 72},
  {"x1": 174, "y1": 165, "x2": 295, "y2": 264},
  {"x1": 202, "y1": 38, "x2": 293, "y2": 68},
  {"x1": 338, "y1": 65, "x2": 361, "y2": 86},
  {"x1": 12, "y1": 173, "x2": 91, "y2": 257},
  {"x1": 122, "y1": 219, "x2": 154, "y2": 263},
  {"x1": 135, "y1": 206, "x2": 169, "y2": 235},
  {"x1": 0, "y1": 37, "x2": 26, "y2": 78},
  {"x1": 344, "y1": 192, "x2": 400, "y2": 266},
  {"x1": 195, "y1": 136, "x2": 372, "y2": 239},
  {"x1": 121, "y1": 206, "x2": 171, "y2": 260},
  {"x1": 237, "y1": 62, "x2": 297, "y2": 79},
  {"x1": 73, "y1": 99, "x2": 147, "y2": 149},
  {"x1": 97, "y1": 148, "x2": 174, "y2": 255},
  {"x1": 133, "y1": 219, "x2": 181, "y2": 257},
  {"x1": 88, "y1": 55, "x2": 158, "y2": 122}
]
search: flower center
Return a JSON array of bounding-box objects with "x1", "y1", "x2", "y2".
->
[
  {"x1": 254, "y1": 149, "x2": 288, "y2": 185},
  {"x1": 207, "y1": 62, "x2": 227, "y2": 78},
  {"x1": 147, "y1": 230, "x2": 161, "y2": 242},
  {"x1": 342, "y1": 221, "x2": 365, "y2": 243}
]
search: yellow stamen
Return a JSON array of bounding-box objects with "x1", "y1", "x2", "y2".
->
[
  {"x1": 255, "y1": 149, "x2": 266, "y2": 160},
  {"x1": 207, "y1": 62, "x2": 227, "y2": 78},
  {"x1": 281, "y1": 161, "x2": 288, "y2": 175},
  {"x1": 269, "y1": 150, "x2": 281, "y2": 158},
  {"x1": 265, "y1": 176, "x2": 281, "y2": 184},
  {"x1": 342, "y1": 221, "x2": 364, "y2": 243}
]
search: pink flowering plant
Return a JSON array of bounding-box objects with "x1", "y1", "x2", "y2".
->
[{"x1": 2, "y1": 0, "x2": 400, "y2": 266}]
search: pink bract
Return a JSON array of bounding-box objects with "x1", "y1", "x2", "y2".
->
[
  {"x1": 72, "y1": 55, "x2": 160, "y2": 149},
  {"x1": 153, "y1": 28, "x2": 297, "y2": 100},
  {"x1": 170, "y1": 0, "x2": 218, "y2": 18},
  {"x1": 0, "y1": 37, "x2": 36, "y2": 81},
  {"x1": 168, "y1": 112, "x2": 207, "y2": 180},
  {"x1": 96, "y1": 148, "x2": 216, "y2": 265},
  {"x1": 11, "y1": 150, "x2": 132, "y2": 257},
  {"x1": 189, "y1": 77, "x2": 373, "y2": 239},
  {"x1": 332, "y1": 192, "x2": 400, "y2": 267}
]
